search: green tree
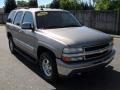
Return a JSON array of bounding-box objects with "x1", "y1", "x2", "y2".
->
[
  {"x1": 39, "y1": 5, "x2": 46, "y2": 8},
  {"x1": 50, "y1": 0, "x2": 60, "y2": 8},
  {"x1": 109, "y1": 0, "x2": 120, "y2": 10},
  {"x1": 50, "y1": 0, "x2": 94, "y2": 10},
  {"x1": 29, "y1": 0, "x2": 38, "y2": 8},
  {"x1": 94, "y1": 0, "x2": 120, "y2": 10},
  {"x1": 59, "y1": 0, "x2": 77, "y2": 10},
  {"x1": 95, "y1": 0, "x2": 110, "y2": 10},
  {"x1": 17, "y1": 0, "x2": 28, "y2": 7},
  {"x1": 4, "y1": 0, "x2": 17, "y2": 13}
]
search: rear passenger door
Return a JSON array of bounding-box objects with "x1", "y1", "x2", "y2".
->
[
  {"x1": 12, "y1": 11, "x2": 24, "y2": 48},
  {"x1": 6, "y1": 10, "x2": 16, "y2": 39},
  {"x1": 19, "y1": 11, "x2": 36, "y2": 57}
]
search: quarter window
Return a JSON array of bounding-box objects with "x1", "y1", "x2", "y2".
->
[
  {"x1": 7, "y1": 11, "x2": 16, "y2": 23},
  {"x1": 14, "y1": 11, "x2": 23, "y2": 26}
]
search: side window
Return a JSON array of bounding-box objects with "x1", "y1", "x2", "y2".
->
[
  {"x1": 14, "y1": 11, "x2": 23, "y2": 26},
  {"x1": 22, "y1": 12, "x2": 34, "y2": 25},
  {"x1": 7, "y1": 11, "x2": 16, "y2": 23}
]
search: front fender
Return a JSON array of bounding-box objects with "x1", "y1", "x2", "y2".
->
[{"x1": 37, "y1": 40, "x2": 64, "y2": 58}]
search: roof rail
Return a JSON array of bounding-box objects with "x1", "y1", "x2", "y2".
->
[
  {"x1": 24, "y1": 7, "x2": 29, "y2": 9},
  {"x1": 17, "y1": 7, "x2": 29, "y2": 9}
]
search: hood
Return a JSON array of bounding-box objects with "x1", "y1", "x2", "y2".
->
[{"x1": 41, "y1": 26, "x2": 113, "y2": 47}]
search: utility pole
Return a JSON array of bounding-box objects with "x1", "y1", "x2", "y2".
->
[
  {"x1": 35, "y1": 0, "x2": 38, "y2": 7},
  {"x1": 74, "y1": 0, "x2": 77, "y2": 16},
  {"x1": 74, "y1": 0, "x2": 77, "y2": 10}
]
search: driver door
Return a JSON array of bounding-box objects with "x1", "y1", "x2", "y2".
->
[{"x1": 19, "y1": 11, "x2": 36, "y2": 57}]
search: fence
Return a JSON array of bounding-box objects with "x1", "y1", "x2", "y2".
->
[
  {"x1": 71, "y1": 10, "x2": 120, "y2": 35},
  {"x1": 0, "y1": 11, "x2": 120, "y2": 35},
  {"x1": 0, "y1": 13, "x2": 8, "y2": 24}
]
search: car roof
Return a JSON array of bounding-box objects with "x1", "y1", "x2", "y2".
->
[{"x1": 14, "y1": 8, "x2": 68, "y2": 13}]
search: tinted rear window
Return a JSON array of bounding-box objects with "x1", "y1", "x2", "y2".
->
[{"x1": 7, "y1": 11, "x2": 16, "y2": 23}]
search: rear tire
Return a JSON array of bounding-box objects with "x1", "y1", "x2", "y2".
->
[
  {"x1": 9, "y1": 37, "x2": 15, "y2": 54},
  {"x1": 39, "y1": 52, "x2": 58, "y2": 82}
]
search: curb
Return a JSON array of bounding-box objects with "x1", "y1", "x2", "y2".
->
[{"x1": 111, "y1": 35, "x2": 120, "y2": 38}]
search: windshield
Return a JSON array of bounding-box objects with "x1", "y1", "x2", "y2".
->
[{"x1": 35, "y1": 11, "x2": 81, "y2": 29}]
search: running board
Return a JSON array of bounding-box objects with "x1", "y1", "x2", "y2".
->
[{"x1": 14, "y1": 48, "x2": 37, "y2": 64}]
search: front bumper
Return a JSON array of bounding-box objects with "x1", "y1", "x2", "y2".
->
[{"x1": 56, "y1": 49, "x2": 115, "y2": 76}]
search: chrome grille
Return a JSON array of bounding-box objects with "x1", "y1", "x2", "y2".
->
[
  {"x1": 85, "y1": 43, "x2": 109, "y2": 52},
  {"x1": 84, "y1": 43, "x2": 112, "y2": 60},
  {"x1": 85, "y1": 50, "x2": 111, "y2": 60}
]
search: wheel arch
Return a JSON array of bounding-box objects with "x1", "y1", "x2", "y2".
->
[
  {"x1": 37, "y1": 46, "x2": 56, "y2": 60},
  {"x1": 7, "y1": 32, "x2": 12, "y2": 39}
]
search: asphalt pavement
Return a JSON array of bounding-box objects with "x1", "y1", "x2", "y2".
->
[{"x1": 0, "y1": 25, "x2": 120, "y2": 90}]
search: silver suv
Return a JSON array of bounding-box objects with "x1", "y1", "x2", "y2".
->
[{"x1": 6, "y1": 8, "x2": 115, "y2": 82}]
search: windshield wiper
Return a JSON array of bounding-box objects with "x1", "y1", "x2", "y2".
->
[
  {"x1": 44, "y1": 26, "x2": 64, "y2": 29},
  {"x1": 42, "y1": 25, "x2": 80, "y2": 29},
  {"x1": 63, "y1": 24, "x2": 80, "y2": 27}
]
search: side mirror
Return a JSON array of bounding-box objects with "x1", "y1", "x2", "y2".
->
[{"x1": 21, "y1": 22, "x2": 34, "y2": 31}]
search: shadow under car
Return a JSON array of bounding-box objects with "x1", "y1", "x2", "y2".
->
[{"x1": 13, "y1": 50, "x2": 120, "y2": 90}]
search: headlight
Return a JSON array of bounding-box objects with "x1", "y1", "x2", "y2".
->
[
  {"x1": 62, "y1": 47, "x2": 84, "y2": 62},
  {"x1": 63, "y1": 48, "x2": 84, "y2": 54}
]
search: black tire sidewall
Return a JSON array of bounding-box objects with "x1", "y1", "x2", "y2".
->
[{"x1": 9, "y1": 37, "x2": 15, "y2": 53}]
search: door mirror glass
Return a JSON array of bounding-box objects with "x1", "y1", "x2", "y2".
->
[
  {"x1": 7, "y1": 19, "x2": 12, "y2": 23},
  {"x1": 21, "y1": 22, "x2": 33, "y2": 30}
]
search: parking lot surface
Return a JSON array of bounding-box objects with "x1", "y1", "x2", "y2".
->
[{"x1": 0, "y1": 25, "x2": 120, "y2": 90}]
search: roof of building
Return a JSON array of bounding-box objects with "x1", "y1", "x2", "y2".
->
[{"x1": 0, "y1": 8, "x2": 4, "y2": 13}]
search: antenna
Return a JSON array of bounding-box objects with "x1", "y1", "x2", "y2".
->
[{"x1": 40, "y1": 6, "x2": 44, "y2": 10}]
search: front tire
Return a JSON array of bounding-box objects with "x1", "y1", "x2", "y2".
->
[
  {"x1": 9, "y1": 37, "x2": 15, "y2": 54},
  {"x1": 39, "y1": 52, "x2": 58, "y2": 82}
]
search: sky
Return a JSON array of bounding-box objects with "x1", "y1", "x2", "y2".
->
[{"x1": 0, "y1": 0, "x2": 89, "y2": 8}]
